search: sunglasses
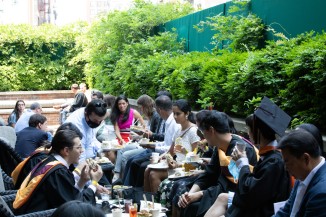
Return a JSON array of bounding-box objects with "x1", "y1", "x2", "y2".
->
[{"x1": 95, "y1": 102, "x2": 107, "y2": 108}]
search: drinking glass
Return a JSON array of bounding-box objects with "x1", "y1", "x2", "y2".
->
[
  {"x1": 129, "y1": 204, "x2": 138, "y2": 217},
  {"x1": 124, "y1": 199, "x2": 133, "y2": 213},
  {"x1": 104, "y1": 185, "x2": 112, "y2": 200}
]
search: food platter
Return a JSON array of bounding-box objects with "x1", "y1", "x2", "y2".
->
[
  {"x1": 168, "y1": 169, "x2": 205, "y2": 180},
  {"x1": 112, "y1": 185, "x2": 132, "y2": 190},
  {"x1": 147, "y1": 162, "x2": 168, "y2": 169},
  {"x1": 139, "y1": 141, "x2": 156, "y2": 145},
  {"x1": 130, "y1": 125, "x2": 145, "y2": 134},
  {"x1": 168, "y1": 172, "x2": 191, "y2": 180},
  {"x1": 200, "y1": 157, "x2": 211, "y2": 162},
  {"x1": 102, "y1": 145, "x2": 124, "y2": 151},
  {"x1": 139, "y1": 141, "x2": 156, "y2": 149},
  {"x1": 182, "y1": 160, "x2": 202, "y2": 164}
]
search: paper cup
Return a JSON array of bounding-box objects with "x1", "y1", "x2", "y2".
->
[
  {"x1": 112, "y1": 208, "x2": 122, "y2": 217},
  {"x1": 152, "y1": 152, "x2": 159, "y2": 163},
  {"x1": 150, "y1": 208, "x2": 160, "y2": 217}
]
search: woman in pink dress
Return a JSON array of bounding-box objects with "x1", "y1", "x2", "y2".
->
[{"x1": 110, "y1": 95, "x2": 145, "y2": 145}]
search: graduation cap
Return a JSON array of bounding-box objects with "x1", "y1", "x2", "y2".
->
[{"x1": 254, "y1": 96, "x2": 291, "y2": 136}]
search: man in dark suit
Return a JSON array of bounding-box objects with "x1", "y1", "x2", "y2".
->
[
  {"x1": 275, "y1": 129, "x2": 326, "y2": 217},
  {"x1": 15, "y1": 114, "x2": 49, "y2": 158}
]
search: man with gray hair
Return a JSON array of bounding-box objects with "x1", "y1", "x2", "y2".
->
[{"x1": 15, "y1": 102, "x2": 42, "y2": 133}]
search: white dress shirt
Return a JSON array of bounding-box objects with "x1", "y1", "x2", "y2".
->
[
  {"x1": 290, "y1": 157, "x2": 325, "y2": 217},
  {"x1": 155, "y1": 112, "x2": 180, "y2": 154}
]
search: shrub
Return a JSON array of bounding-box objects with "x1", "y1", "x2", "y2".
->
[{"x1": 0, "y1": 23, "x2": 87, "y2": 91}]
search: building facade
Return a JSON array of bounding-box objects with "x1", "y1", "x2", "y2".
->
[{"x1": 0, "y1": 0, "x2": 227, "y2": 26}]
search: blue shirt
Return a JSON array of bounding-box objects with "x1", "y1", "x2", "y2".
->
[
  {"x1": 65, "y1": 108, "x2": 101, "y2": 162},
  {"x1": 14, "y1": 109, "x2": 34, "y2": 133}
]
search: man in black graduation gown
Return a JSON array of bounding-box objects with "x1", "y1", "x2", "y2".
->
[
  {"x1": 13, "y1": 129, "x2": 104, "y2": 214},
  {"x1": 11, "y1": 122, "x2": 83, "y2": 190},
  {"x1": 177, "y1": 110, "x2": 258, "y2": 217},
  {"x1": 205, "y1": 97, "x2": 292, "y2": 217}
]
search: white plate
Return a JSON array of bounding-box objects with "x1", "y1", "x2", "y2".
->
[
  {"x1": 96, "y1": 199, "x2": 117, "y2": 205},
  {"x1": 189, "y1": 169, "x2": 205, "y2": 175},
  {"x1": 168, "y1": 170, "x2": 205, "y2": 179},
  {"x1": 200, "y1": 158, "x2": 211, "y2": 162},
  {"x1": 147, "y1": 163, "x2": 168, "y2": 169},
  {"x1": 139, "y1": 141, "x2": 156, "y2": 146},
  {"x1": 102, "y1": 146, "x2": 124, "y2": 151},
  {"x1": 168, "y1": 173, "x2": 190, "y2": 179},
  {"x1": 106, "y1": 213, "x2": 166, "y2": 217},
  {"x1": 182, "y1": 160, "x2": 201, "y2": 164}
]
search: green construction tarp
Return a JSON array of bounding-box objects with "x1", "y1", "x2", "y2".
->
[
  {"x1": 158, "y1": 0, "x2": 326, "y2": 52},
  {"x1": 159, "y1": 4, "x2": 225, "y2": 52},
  {"x1": 251, "y1": 0, "x2": 326, "y2": 40}
]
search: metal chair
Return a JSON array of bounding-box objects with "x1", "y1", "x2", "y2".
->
[
  {"x1": 0, "y1": 194, "x2": 55, "y2": 217},
  {"x1": 0, "y1": 126, "x2": 17, "y2": 148},
  {"x1": 1, "y1": 171, "x2": 14, "y2": 191},
  {"x1": 0, "y1": 137, "x2": 23, "y2": 177}
]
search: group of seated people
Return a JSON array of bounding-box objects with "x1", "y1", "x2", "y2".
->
[{"x1": 5, "y1": 89, "x2": 326, "y2": 217}]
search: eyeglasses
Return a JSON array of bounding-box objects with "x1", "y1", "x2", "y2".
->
[
  {"x1": 95, "y1": 102, "x2": 107, "y2": 108},
  {"x1": 18, "y1": 104, "x2": 25, "y2": 106}
]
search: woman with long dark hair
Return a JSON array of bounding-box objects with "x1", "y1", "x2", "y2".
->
[
  {"x1": 110, "y1": 95, "x2": 145, "y2": 145},
  {"x1": 144, "y1": 99, "x2": 200, "y2": 193},
  {"x1": 8, "y1": 100, "x2": 25, "y2": 127}
]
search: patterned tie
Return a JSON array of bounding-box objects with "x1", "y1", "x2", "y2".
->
[{"x1": 158, "y1": 120, "x2": 165, "y2": 134}]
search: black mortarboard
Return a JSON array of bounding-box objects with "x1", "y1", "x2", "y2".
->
[{"x1": 254, "y1": 96, "x2": 291, "y2": 136}]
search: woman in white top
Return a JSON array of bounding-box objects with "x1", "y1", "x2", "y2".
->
[{"x1": 144, "y1": 99, "x2": 200, "y2": 193}]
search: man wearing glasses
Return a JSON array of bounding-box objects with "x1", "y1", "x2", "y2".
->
[{"x1": 65, "y1": 99, "x2": 107, "y2": 162}]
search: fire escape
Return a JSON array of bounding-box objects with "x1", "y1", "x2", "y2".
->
[{"x1": 37, "y1": 0, "x2": 51, "y2": 25}]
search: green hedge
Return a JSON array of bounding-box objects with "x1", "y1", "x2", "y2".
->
[
  {"x1": 1, "y1": 1, "x2": 325, "y2": 131},
  {"x1": 81, "y1": 0, "x2": 193, "y2": 90},
  {"x1": 0, "y1": 23, "x2": 87, "y2": 91},
  {"x1": 105, "y1": 30, "x2": 326, "y2": 130}
]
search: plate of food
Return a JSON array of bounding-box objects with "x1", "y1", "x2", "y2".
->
[
  {"x1": 189, "y1": 169, "x2": 205, "y2": 175},
  {"x1": 147, "y1": 162, "x2": 168, "y2": 169},
  {"x1": 101, "y1": 140, "x2": 122, "y2": 151},
  {"x1": 168, "y1": 171, "x2": 191, "y2": 180},
  {"x1": 96, "y1": 156, "x2": 111, "y2": 164},
  {"x1": 182, "y1": 160, "x2": 201, "y2": 164},
  {"x1": 138, "y1": 210, "x2": 152, "y2": 217},
  {"x1": 139, "y1": 141, "x2": 156, "y2": 148},
  {"x1": 200, "y1": 157, "x2": 211, "y2": 162},
  {"x1": 130, "y1": 125, "x2": 145, "y2": 134},
  {"x1": 113, "y1": 185, "x2": 132, "y2": 190},
  {"x1": 138, "y1": 138, "x2": 156, "y2": 145}
]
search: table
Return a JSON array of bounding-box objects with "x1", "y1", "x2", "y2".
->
[{"x1": 105, "y1": 213, "x2": 166, "y2": 217}]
